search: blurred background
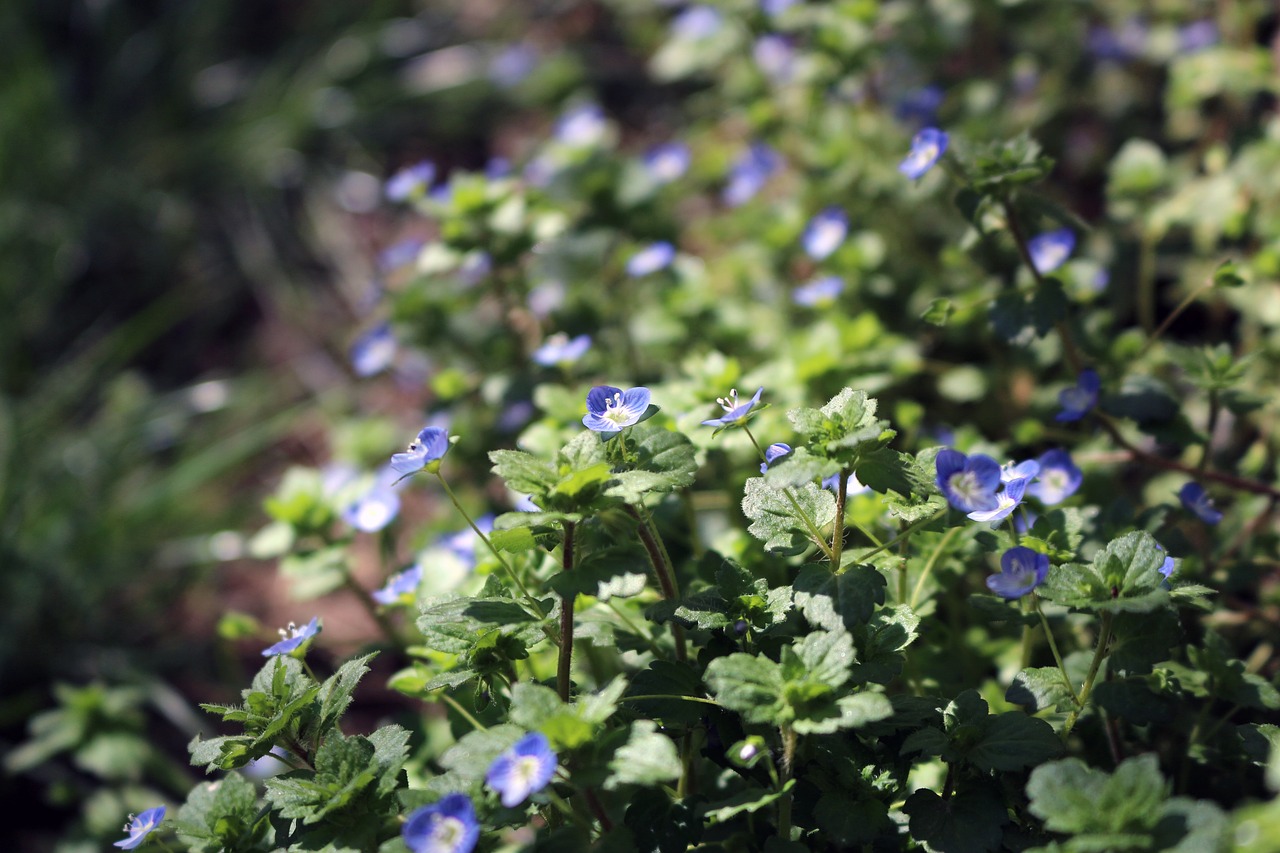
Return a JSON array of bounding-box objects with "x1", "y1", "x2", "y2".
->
[{"x1": 3, "y1": 0, "x2": 1277, "y2": 848}]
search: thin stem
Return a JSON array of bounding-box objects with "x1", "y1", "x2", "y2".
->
[
  {"x1": 623, "y1": 693, "x2": 722, "y2": 706},
  {"x1": 1033, "y1": 596, "x2": 1080, "y2": 706},
  {"x1": 909, "y1": 527, "x2": 960, "y2": 609},
  {"x1": 434, "y1": 471, "x2": 540, "y2": 607},
  {"x1": 440, "y1": 693, "x2": 487, "y2": 732},
  {"x1": 1020, "y1": 599, "x2": 1034, "y2": 670},
  {"x1": 625, "y1": 505, "x2": 687, "y2": 661},
  {"x1": 557, "y1": 521, "x2": 577, "y2": 702},
  {"x1": 848, "y1": 508, "x2": 947, "y2": 568},
  {"x1": 831, "y1": 470, "x2": 849, "y2": 566},
  {"x1": 603, "y1": 600, "x2": 664, "y2": 657},
  {"x1": 1139, "y1": 276, "x2": 1214, "y2": 357},
  {"x1": 743, "y1": 427, "x2": 837, "y2": 563},
  {"x1": 778, "y1": 726, "x2": 797, "y2": 840},
  {"x1": 1136, "y1": 228, "x2": 1158, "y2": 335},
  {"x1": 1062, "y1": 611, "x2": 1114, "y2": 737}
]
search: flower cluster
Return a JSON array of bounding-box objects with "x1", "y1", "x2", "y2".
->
[{"x1": 937, "y1": 448, "x2": 1083, "y2": 524}]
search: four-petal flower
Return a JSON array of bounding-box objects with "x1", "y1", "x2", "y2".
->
[
  {"x1": 986, "y1": 546, "x2": 1050, "y2": 600},
  {"x1": 391, "y1": 427, "x2": 451, "y2": 476},
  {"x1": 936, "y1": 450, "x2": 1001, "y2": 513},
  {"x1": 1056, "y1": 369, "x2": 1101, "y2": 422},
  {"x1": 898, "y1": 127, "x2": 949, "y2": 179},
  {"x1": 485, "y1": 732, "x2": 558, "y2": 808},
  {"x1": 114, "y1": 805, "x2": 165, "y2": 850},
  {"x1": 1027, "y1": 228, "x2": 1076, "y2": 274},
  {"x1": 1179, "y1": 482, "x2": 1222, "y2": 525},
  {"x1": 702, "y1": 387, "x2": 764, "y2": 427},
  {"x1": 262, "y1": 617, "x2": 321, "y2": 657},
  {"x1": 402, "y1": 793, "x2": 480, "y2": 853},
  {"x1": 802, "y1": 207, "x2": 848, "y2": 260},
  {"x1": 583, "y1": 386, "x2": 651, "y2": 434}
]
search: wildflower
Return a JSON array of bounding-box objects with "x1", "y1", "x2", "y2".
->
[
  {"x1": 1178, "y1": 482, "x2": 1222, "y2": 525},
  {"x1": 113, "y1": 806, "x2": 165, "y2": 850},
  {"x1": 1028, "y1": 449, "x2": 1082, "y2": 505},
  {"x1": 391, "y1": 426, "x2": 451, "y2": 476},
  {"x1": 1179, "y1": 21, "x2": 1217, "y2": 53},
  {"x1": 702, "y1": 387, "x2": 763, "y2": 427},
  {"x1": 513, "y1": 493, "x2": 540, "y2": 512},
  {"x1": 1155, "y1": 543, "x2": 1176, "y2": 579},
  {"x1": 1027, "y1": 228, "x2": 1076, "y2": 275},
  {"x1": 643, "y1": 142, "x2": 690, "y2": 184},
  {"x1": 967, "y1": 476, "x2": 1029, "y2": 524},
  {"x1": 793, "y1": 276, "x2": 844, "y2": 306},
  {"x1": 1056, "y1": 369, "x2": 1100, "y2": 422},
  {"x1": 935, "y1": 450, "x2": 1001, "y2": 513},
  {"x1": 1001, "y1": 459, "x2": 1041, "y2": 483},
  {"x1": 583, "y1": 385, "x2": 651, "y2": 434},
  {"x1": 555, "y1": 104, "x2": 607, "y2": 147},
  {"x1": 671, "y1": 5, "x2": 722, "y2": 40},
  {"x1": 350, "y1": 323, "x2": 396, "y2": 377},
  {"x1": 986, "y1": 546, "x2": 1050, "y2": 600},
  {"x1": 486, "y1": 732, "x2": 558, "y2": 808},
  {"x1": 760, "y1": 442, "x2": 792, "y2": 474},
  {"x1": 802, "y1": 207, "x2": 848, "y2": 261},
  {"x1": 489, "y1": 44, "x2": 538, "y2": 88},
  {"x1": 754, "y1": 35, "x2": 795, "y2": 84},
  {"x1": 532, "y1": 333, "x2": 592, "y2": 367},
  {"x1": 372, "y1": 565, "x2": 423, "y2": 606},
  {"x1": 457, "y1": 251, "x2": 492, "y2": 287},
  {"x1": 385, "y1": 161, "x2": 436, "y2": 202},
  {"x1": 485, "y1": 157, "x2": 512, "y2": 179},
  {"x1": 898, "y1": 128, "x2": 948, "y2": 179},
  {"x1": 342, "y1": 487, "x2": 401, "y2": 532},
  {"x1": 625, "y1": 242, "x2": 675, "y2": 277},
  {"x1": 723, "y1": 143, "x2": 780, "y2": 206},
  {"x1": 262, "y1": 617, "x2": 320, "y2": 657},
  {"x1": 402, "y1": 793, "x2": 480, "y2": 853},
  {"x1": 761, "y1": 0, "x2": 797, "y2": 15}
]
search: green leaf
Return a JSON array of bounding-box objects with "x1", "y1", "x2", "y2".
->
[
  {"x1": 1213, "y1": 258, "x2": 1245, "y2": 288},
  {"x1": 850, "y1": 605, "x2": 920, "y2": 685},
  {"x1": 792, "y1": 564, "x2": 886, "y2": 632},
  {"x1": 922, "y1": 297, "x2": 953, "y2": 326},
  {"x1": 416, "y1": 595, "x2": 545, "y2": 656},
  {"x1": 742, "y1": 477, "x2": 835, "y2": 555},
  {"x1": 549, "y1": 545, "x2": 650, "y2": 601},
  {"x1": 625, "y1": 660, "x2": 706, "y2": 725},
  {"x1": 959, "y1": 131, "x2": 1055, "y2": 195},
  {"x1": 965, "y1": 710, "x2": 1064, "y2": 773},
  {"x1": 605, "y1": 721, "x2": 680, "y2": 789},
  {"x1": 314, "y1": 653, "x2": 376, "y2": 738},
  {"x1": 438, "y1": 724, "x2": 525, "y2": 783},
  {"x1": 1026, "y1": 754, "x2": 1168, "y2": 836},
  {"x1": 1006, "y1": 667, "x2": 1076, "y2": 714},
  {"x1": 702, "y1": 780, "x2": 795, "y2": 825},
  {"x1": 489, "y1": 526, "x2": 539, "y2": 553},
  {"x1": 1093, "y1": 678, "x2": 1177, "y2": 725},
  {"x1": 489, "y1": 449, "x2": 558, "y2": 497},
  {"x1": 903, "y1": 786, "x2": 1007, "y2": 853},
  {"x1": 175, "y1": 773, "x2": 267, "y2": 853},
  {"x1": 704, "y1": 653, "x2": 786, "y2": 726},
  {"x1": 1039, "y1": 531, "x2": 1172, "y2": 613},
  {"x1": 606, "y1": 424, "x2": 698, "y2": 502},
  {"x1": 854, "y1": 448, "x2": 917, "y2": 498},
  {"x1": 813, "y1": 793, "x2": 890, "y2": 847}
]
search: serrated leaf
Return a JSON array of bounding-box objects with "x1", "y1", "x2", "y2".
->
[
  {"x1": 175, "y1": 773, "x2": 265, "y2": 853},
  {"x1": 606, "y1": 424, "x2": 698, "y2": 502},
  {"x1": 904, "y1": 786, "x2": 1007, "y2": 853},
  {"x1": 702, "y1": 780, "x2": 795, "y2": 824},
  {"x1": 1006, "y1": 667, "x2": 1076, "y2": 713},
  {"x1": 704, "y1": 653, "x2": 786, "y2": 725},
  {"x1": 792, "y1": 564, "x2": 885, "y2": 632},
  {"x1": 966, "y1": 710, "x2": 1063, "y2": 772},
  {"x1": 626, "y1": 660, "x2": 706, "y2": 725},
  {"x1": 1039, "y1": 531, "x2": 1172, "y2": 613},
  {"x1": 742, "y1": 477, "x2": 835, "y2": 554},
  {"x1": 922, "y1": 298, "x2": 953, "y2": 326},
  {"x1": 605, "y1": 721, "x2": 680, "y2": 789},
  {"x1": 813, "y1": 793, "x2": 891, "y2": 846},
  {"x1": 438, "y1": 724, "x2": 525, "y2": 782},
  {"x1": 489, "y1": 449, "x2": 558, "y2": 496},
  {"x1": 1026, "y1": 754, "x2": 1168, "y2": 835},
  {"x1": 315, "y1": 653, "x2": 376, "y2": 737},
  {"x1": 850, "y1": 605, "x2": 920, "y2": 685},
  {"x1": 1093, "y1": 678, "x2": 1176, "y2": 724}
]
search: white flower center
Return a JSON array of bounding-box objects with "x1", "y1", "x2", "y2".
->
[
  {"x1": 602, "y1": 392, "x2": 630, "y2": 424},
  {"x1": 715, "y1": 389, "x2": 740, "y2": 413},
  {"x1": 428, "y1": 817, "x2": 466, "y2": 852},
  {"x1": 949, "y1": 471, "x2": 983, "y2": 503}
]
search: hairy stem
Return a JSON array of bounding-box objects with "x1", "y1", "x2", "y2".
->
[
  {"x1": 557, "y1": 521, "x2": 576, "y2": 701},
  {"x1": 435, "y1": 471, "x2": 540, "y2": 608},
  {"x1": 910, "y1": 527, "x2": 960, "y2": 609},
  {"x1": 625, "y1": 505, "x2": 687, "y2": 661},
  {"x1": 1062, "y1": 611, "x2": 1114, "y2": 737}
]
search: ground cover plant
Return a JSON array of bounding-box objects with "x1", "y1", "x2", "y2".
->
[{"x1": 8, "y1": 0, "x2": 1280, "y2": 850}]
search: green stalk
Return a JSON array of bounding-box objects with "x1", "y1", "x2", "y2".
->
[
  {"x1": 440, "y1": 693, "x2": 487, "y2": 732},
  {"x1": 849, "y1": 507, "x2": 947, "y2": 568},
  {"x1": 1032, "y1": 597, "x2": 1080, "y2": 706},
  {"x1": 1139, "y1": 276, "x2": 1214, "y2": 357},
  {"x1": 434, "y1": 471, "x2": 539, "y2": 608},
  {"x1": 909, "y1": 527, "x2": 960, "y2": 609},
  {"x1": 625, "y1": 505, "x2": 687, "y2": 662},
  {"x1": 778, "y1": 726, "x2": 797, "y2": 840},
  {"x1": 831, "y1": 469, "x2": 849, "y2": 566},
  {"x1": 557, "y1": 520, "x2": 577, "y2": 701},
  {"x1": 1062, "y1": 611, "x2": 1114, "y2": 737}
]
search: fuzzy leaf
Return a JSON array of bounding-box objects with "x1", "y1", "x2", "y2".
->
[{"x1": 742, "y1": 477, "x2": 835, "y2": 554}]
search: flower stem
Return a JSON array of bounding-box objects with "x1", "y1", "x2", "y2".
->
[
  {"x1": 1001, "y1": 196, "x2": 1084, "y2": 373},
  {"x1": 439, "y1": 692, "x2": 487, "y2": 732},
  {"x1": 1199, "y1": 387, "x2": 1220, "y2": 474},
  {"x1": 848, "y1": 507, "x2": 947, "y2": 569},
  {"x1": 434, "y1": 471, "x2": 540, "y2": 608},
  {"x1": 625, "y1": 505, "x2": 687, "y2": 661},
  {"x1": 1139, "y1": 275, "x2": 1215, "y2": 357},
  {"x1": 1061, "y1": 611, "x2": 1114, "y2": 737},
  {"x1": 831, "y1": 470, "x2": 849, "y2": 565},
  {"x1": 1031, "y1": 596, "x2": 1080, "y2": 706},
  {"x1": 557, "y1": 520, "x2": 576, "y2": 702},
  {"x1": 778, "y1": 726, "x2": 797, "y2": 840},
  {"x1": 909, "y1": 527, "x2": 960, "y2": 609}
]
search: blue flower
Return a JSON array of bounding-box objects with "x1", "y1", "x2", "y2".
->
[
  {"x1": 723, "y1": 143, "x2": 780, "y2": 206},
  {"x1": 761, "y1": 0, "x2": 797, "y2": 15},
  {"x1": 402, "y1": 793, "x2": 480, "y2": 853},
  {"x1": 1179, "y1": 21, "x2": 1217, "y2": 52},
  {"x1": 1001, "y1": 459, "x2": 1041, "y2": 483},
  {"x1": 379, "y1": 238, "x2": 424, "y2": 272},
  {"x1": 754, "y1": 35, "x2": 795, "y2": 84},
  {"x1": 489, "y1": 44, "x2": 538, "y2": 88},
  {"x1": 262, "y1": 617, "x2": 320, "y2": 657},
  {"x1": 351, "y1": 323, "x2": 396, "y2": 377},
  {"x1": 386, "y1": 161, "x2": 436, "y2": 202},
  {"x1": 1027, "y1": 228, "x2": 1076, "y2": 275},
  {"x1": 583, "y1": 385, "x2": 651, "y2": 434},
  {"x1": 760, "y1": 442, "x2": 792, "y2": 474},
  {"x1": 625, "y1": 242, "x2": 675, "y2": 277},
  {"x1": 458, "y1": 251, "x2": 492, "y2": 287},
  {"x1": 486, "y1": 732, "x2": 558, "y2": 808},
  {"x1": 486, "y1": 157, "x2": 512, "y2": 179},
  {"x1": 1056, "y1": 369, "x2": 1101, "y2": 422},
  {"x1": 533, "y1": 333, "x2": 592, "y2": 367},
  {"x1": 1155, "y1": 544, "x2": 1176, "y2": 579},
  {"x1": 793, "y1": 275, "x2": 844, "y2": 306},
  {"x1": 114, "y1": 805, "x2": 165, "y2": 850},
  {"x1": 513, "y1": 493, "x2": 540, "y2": 512},
  {"x1": 986, "y1": 546, "x2": 1050, "y2": 600},
  {"x1": 968, "y1": 476, "x2": 1029, "y2": 524},
  {"x1": 372, "y1": 565, "x2": 423, "y2": 606},
  {"x1": 671, "y1": 5, "x2": 722, "y2": 40},
  {"x1": 643, "y1": 142, "x2": 690, "y2": 184},
  {"x1": 343, "y1": 487, "x2": 401, "y2": 532},
  {"x1": 935, "y1": 450, "x2": 1001, "y2": 513},
  {"x1": 555, "y1": 104, "x2": 607, "y2": 147},
  {"x1": 702, "y1": 387, "x2": 763, "y2": 427},
  {"x1": 1179, "y1": 482, "x2": 1223, "y2": 525},
  {"x1": 802, "y1": 207, "x2": 848, "y2": 260},
  {"x1": 894, "y1": 85, "x2": 944, "y2": 125},
  {"x1": 1028, "y1": 449, "x2": 1082, "y2": 505},
  {"x1": 898, "y1": 127, "x2": 948, "y2": 179},
  {"x1": 391, "y1": 427, "x2": 451, "y2": 476}
]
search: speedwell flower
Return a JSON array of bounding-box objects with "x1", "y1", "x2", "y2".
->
[
  {"x1": 1056, "y1": 369, "x2": 1100, "y2": 422},
  {"x1": 754, "y1": 35, "x2": 795, "y2": 84},
  {"x1": 351, "y1": 324, "x2": 396, "y2": 377},
  {"x1": 391, "y1": 426, "x2": 451, "y2": 476},
  {"x1": 342, "y1": 487, "x2": 401, "y2": 532},
  {"x1": 1179, "y1": 482, "x2": 1223, "y2": 525},
  {"x1": 723, "y1": 143, "x2": 780, "y2": 207},
  {"x1": 486, "y1": 732, "x2": 558, "y2": 808},
  {"x1": 532, "y1": 333, "x2": 591, "y2": 367},
  {"x1": 760, "y1": 442, "x2": 792, "y2": 474},
  {"x1": 643, "y1": 142, "x2": 690, "y2": 184},
  {"x1": 372, "y1": 565, "x2": 423, "y2": 606},
  {"x1": 402, "y1": 793, "x2": 480, "y2": 853},
  {"x1": 1028, "y1": 449, "x2": 1082, "y2": 505},
  {"x1": 968, "y1": 476, "x2": 1029, "y2": 524},
  {"x1": 935, "y1": 450, "x2": 1001, "y2": 513},
  {"x1": 793, "y1": 276, "x2": 844, "y2": 306},
  {"x1": 626, "y1": 242, "x2": 676, "y2": 277},
  {"x1": 986, "y1": 546, "x2": 1050, "y2": 600},
  {"x1": 702, "y1": 387, "x2": 763, "y2": 427},
  {"x1": 802, "y1": 207, "x2": 848, "y2": 261},
  {"x1": 1001, "y1": 459, "x2": 1041, "y2": 483},
  {"x1": 555, "y1": 104, "x2": 607, "y2": 147},
  {"x1": 1027, "y1": 228, "x2": 1076, "y2": 275},
  {"x1": 114, "y1": 805, "x2": 165, "y2": 850},
  {"x1": 262, "y1": 617, "x2": 320, "y2": 657},
  {"x1": 898, "y1": 127, "x2": 948, "y2": 179},
  {"x1": 385, "y1": 161, "x2": 436, "y2": 202},
  {"x1": 583, "y1": 386, "x2": 651, "y2": 434}
]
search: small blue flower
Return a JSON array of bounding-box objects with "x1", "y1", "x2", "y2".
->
[
  {"x1": 555, "y1": 104, "x2": 607, "y2": 147},
  {"x1": 1155, "y1": 543, "x2": 1176, "y2": 579},
  {"x1": 385, "y1": 161, "x2": 436, "y2": 202},
  {"x1": 372, "y1": 565, "x2": 423, "y2": 606},
  {"x1": 262, "y1": 617, "x2": 321, "y2": 657},
  {"x1": 626, "y1": 242, "x2": 676, "y2": 277},
  {"x1": 671, "y1": 5, "x2": 722, "y2": 40},
  {"x1": 403, "y1": 793, "x2": 480, "y2": 853},
  {"x1": 760, "y1": 442, "x2": 792, "y2": 474},
  {"x1": 486, "y1": 732, "x2": 558, "y2": 808},
  {"x1": 822, "y1": 472, "x2": 871, "y2": 497},
  {"x1": 489, "y1": 44, "x2": 538, "y2": 88},
  {"x1": 391, "y1": 427, "x2": 451, "y2": 476},
  {"x1": 761, "y1": 0, "x2": 797, "y2": 15},
  {"x1": 802, "y1": 207, "x2": 848, "y2": 261},
  {"x1": 458, "y1": 251, "x2": 492, "y2": 287},
  {"x1": 1001, "y1": 459, "x2": 1041, "y2": 483},
  {"x1": 1179, "y1": 20, "x2": 1217, "y2": 53},
  {"x1": 533, "y1": 333, "x2": 592, "y2": 367},
  {"x1": 485, "y1": 157, "x2": 512, "y2": 179},
  {"x1": 513, "y1": 493, "x2": 540, "y2": 512},
  {"x1": 1179, "y1": 482, "x2": 1223, "y2": 525},
  {"x1": 343, "y1": 487, "x2": 401, "y2": 532},
  {"x1": 1027, "y1": 228, "x2": 1076, "y2": 275},
  {"x1": 1056, "y1": 369, "x2": 1101, "y2": 422},
  {"x1": 379, "y1": 238, "x2": 424, "y2": 272},
  {"x1": 792, "y1": 275, "x2": 844, "y2": 306},
  {"x1": 754, "y1": 35, "x2": 795, "y2": 84},
  {"x1": 968, "y1": 476, "x2": 1029, "y2": 524},
  {"x1": 351, "y1": 323, "x2": 397, "y2": 377},
  {"x1": 936, "y1": 450, "x2": 1001, "y2": 513},
  {"x1": 583, "y1": 385, "x2": 651, "y2": 434},
  {"x1": 723, "y1": 143, "x2": 780, "y2": 207},
  {"x1": 643, "y1": 142, "x2": 691, "y2": 184},
  {"x1": 898, "y1": 128, "x2": 949, "y2": 179},
  {"x1": 986, "y1": 546, "x2": 1050, "y2": 600},
  {"x1": 1028, "y1": 449, "x2": 1082, "y2": 505},
  {"x1": 702, "y1": 387, "x2": 763, "y2": 427},
  {"x1": 114, "y1": 805, "x2": 165, "y2": 850}
]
